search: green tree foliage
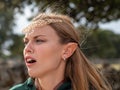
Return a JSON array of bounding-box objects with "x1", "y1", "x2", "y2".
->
[
  {"x1": 82, "y1": 29, "x2": 120, "y2": 58},
  {"x1": 9, "y1": 34, "x2": 24, "y2": 58},
  {"x1": 0, "y1": 1, "x2": 24, "y2": 58},
  {"x1": 0, "y1": 0, "x2": 120, "y2": 58},
  {"x1": 0, "y1": 7, "x2": 14, "y2": 57},
  {"x1": 1, "y1": 0, "x2": 120, "y2": 28}
]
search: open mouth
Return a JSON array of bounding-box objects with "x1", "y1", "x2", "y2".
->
[{"x1": 26, "y1": 59, "x2": 36, "y2": 63}]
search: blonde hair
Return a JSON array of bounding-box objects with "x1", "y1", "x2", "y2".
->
[{"x1": 23, "y1": 13, "x2": 112, "y2": 90}]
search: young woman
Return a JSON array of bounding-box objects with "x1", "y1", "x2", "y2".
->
[{"x1": 10, "y1": 13, "x2": 112, "y2": 90}]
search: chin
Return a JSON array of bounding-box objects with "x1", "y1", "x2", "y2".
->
[
  {"x1": 28, "y1": 71, "x2": 36, "y2": 77},
  {"x1": 28, "y1": 71, "x2": 41, "y2": 78}
]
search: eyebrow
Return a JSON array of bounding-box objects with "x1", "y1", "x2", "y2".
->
[{"x1": 34, "y1": 34, "x2": 46, "y2": 39}]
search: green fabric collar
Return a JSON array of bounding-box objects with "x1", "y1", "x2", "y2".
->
[
  {"x1": 26, "y1": 77, "x2": 71, "y2": 90},
  {"x1": 25, "y1": 77, "x2": 36, "y2": 90}
]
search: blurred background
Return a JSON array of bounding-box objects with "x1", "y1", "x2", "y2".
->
[{"x1": 0, "y1": 0, "x2": 120, "y2": 90}]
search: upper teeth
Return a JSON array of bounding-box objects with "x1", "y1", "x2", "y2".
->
[{"x1": 27, "y1": 59, "x2": 33, "y2": 62}]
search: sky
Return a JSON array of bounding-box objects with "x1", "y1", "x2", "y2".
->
[
  {"x1": 14, "y1": 6, "x2": 120, "y2": 34},
  {"x1": 99, "y1": 20, "x2": 120, "y2": 34}
]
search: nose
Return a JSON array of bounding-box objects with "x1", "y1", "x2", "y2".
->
[{"x1": 24, "y1": 41, "x2": 34, "y2": 54}]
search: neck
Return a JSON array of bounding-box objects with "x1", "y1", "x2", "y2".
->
[
  {"x1": 35, "y1": 64, "x2": 66, "y2": 90},
  {"x1": 36, "y1": 74, "x2": 65, "y2": 90},
  {"x1": 36, "y1": 78, "x2": 64, "y2": 90}
]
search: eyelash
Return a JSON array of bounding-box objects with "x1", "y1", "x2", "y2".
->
[{"x1": 35, "y1": 39, "x2": 45, "y2": 43}]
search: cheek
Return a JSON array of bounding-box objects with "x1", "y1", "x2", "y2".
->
[{"x1": 36, "y1": 45, "x2": 63, "y2": 66}]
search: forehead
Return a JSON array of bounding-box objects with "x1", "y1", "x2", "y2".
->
[{"x1": 24, "y1": 25, "x2": 58, "y2": 38}]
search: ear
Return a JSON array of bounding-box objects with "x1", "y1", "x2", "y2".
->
[{"x1": 62, "y1": 43, "x2": 78, "y2": 59}]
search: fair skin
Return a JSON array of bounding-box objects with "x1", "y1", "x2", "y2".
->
[{"x1": 23, "y1": 25, "x2": 77, "y2": 90}]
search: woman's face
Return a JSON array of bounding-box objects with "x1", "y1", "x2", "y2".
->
[{"x1": 23, "y1": 25, "x2": 66, "y2": 78}]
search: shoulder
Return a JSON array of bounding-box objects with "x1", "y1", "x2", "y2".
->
[{"x1": 9, "y1": 77, "x2": 36, "y2": 90}]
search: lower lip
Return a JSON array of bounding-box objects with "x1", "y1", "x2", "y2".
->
[{"x1": 25, "y1": 61, "x2": 36, "y2": 67}]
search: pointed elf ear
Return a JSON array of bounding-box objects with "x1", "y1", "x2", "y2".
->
[{"x1": 62, "y1": 42, "x2": 78, "y2": 59}]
